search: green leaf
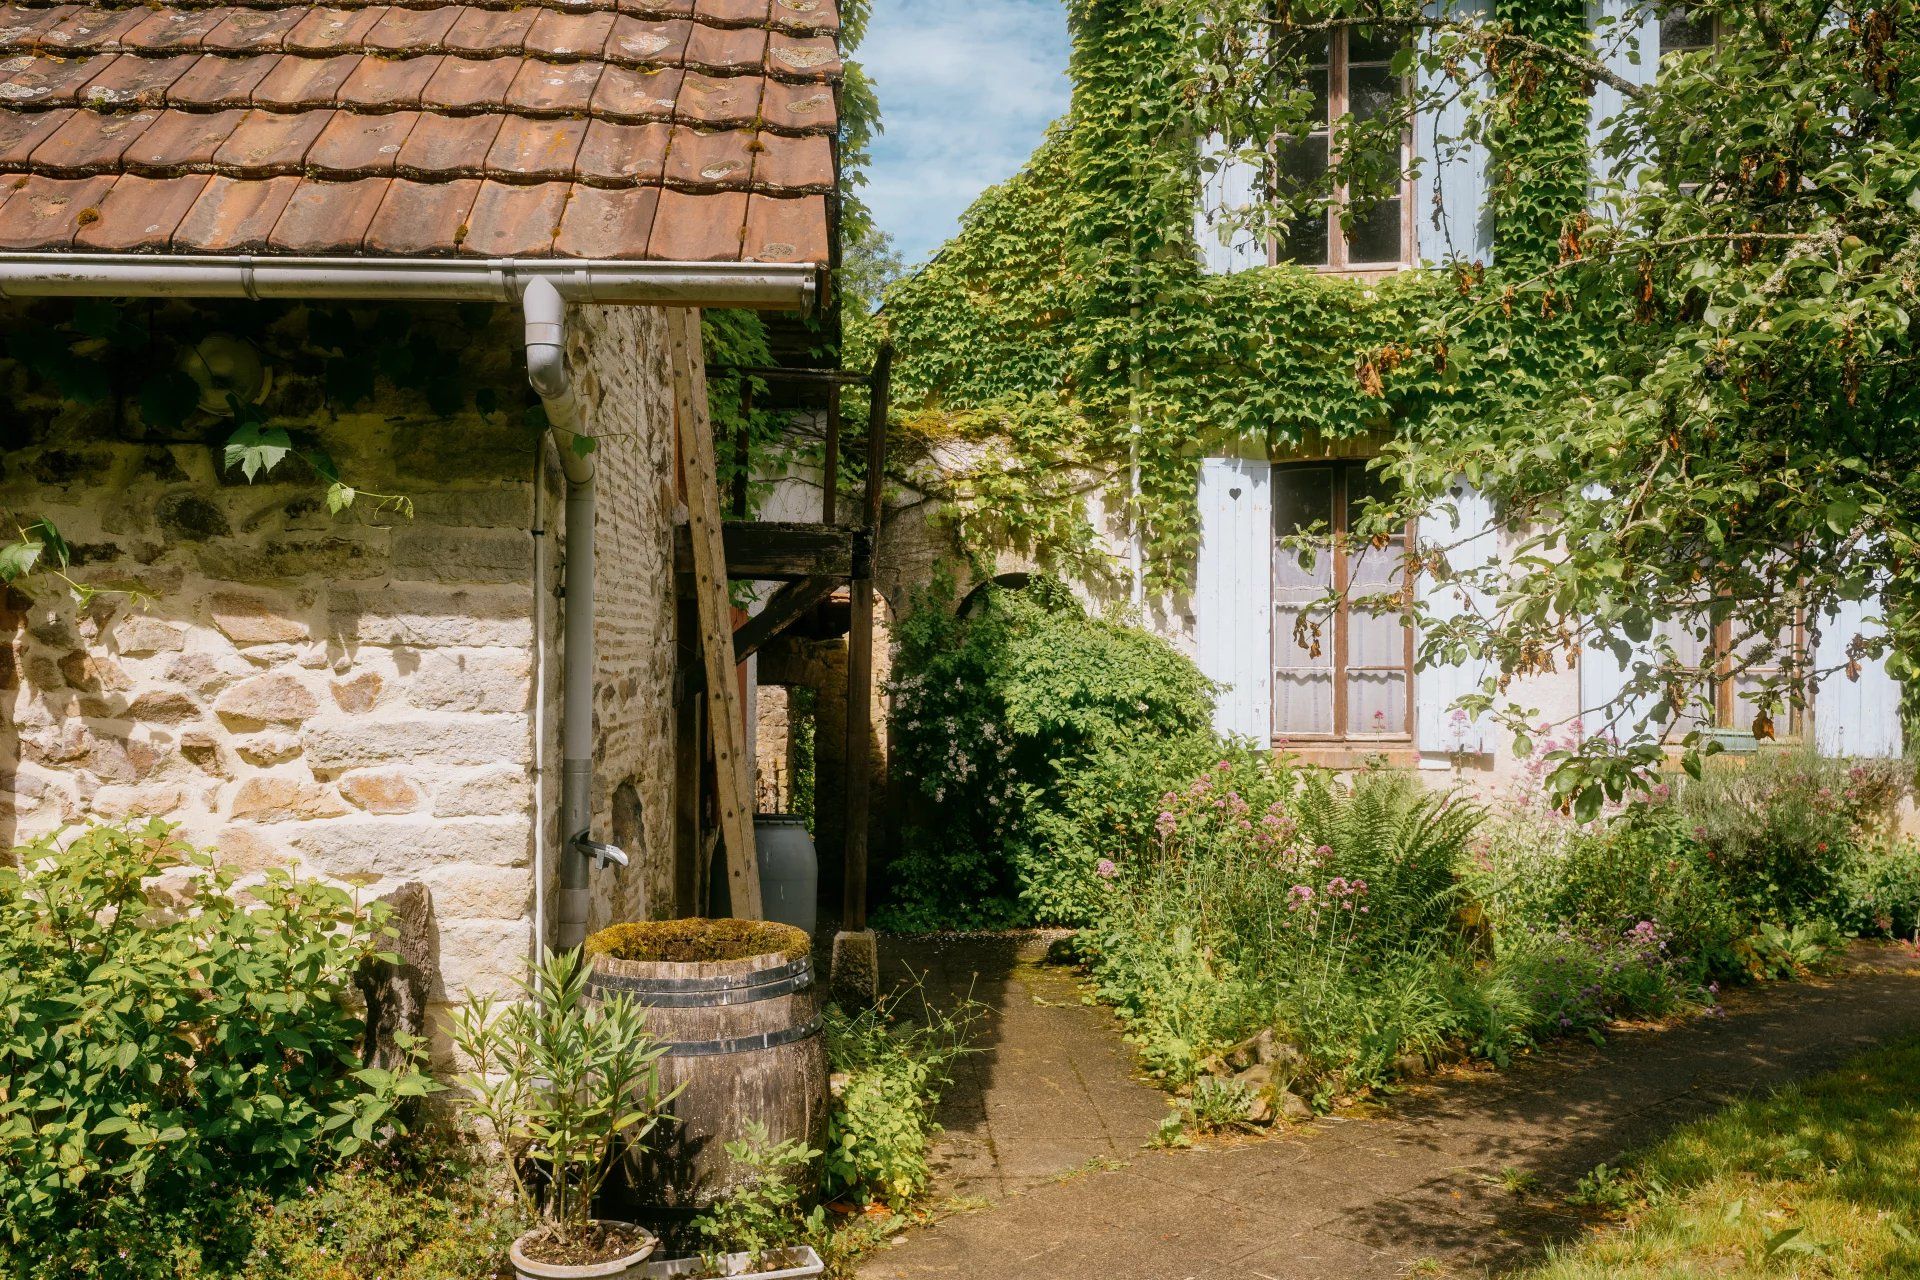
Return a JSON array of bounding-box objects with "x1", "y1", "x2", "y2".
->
[
  {"x1": 326, "y1": 482, "x2": 357, "y2": 515},
  {"x1": 223, "y1": 424, "x2": 293, "y2": 482}
]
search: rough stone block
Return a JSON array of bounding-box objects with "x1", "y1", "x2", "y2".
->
[
  {"x1": 330, "y1": 671, "x2": 383, "y2": 713},
  {"x1": 128, "y1": 690, "x2": 201, "y2": 724},
  {"x1": 327, "y1": 586, "x2": 533, "y2": 649},
  {"x1": 230, "y1": 775, "x2": 350, "y2": 822},
  {"x1": 339, "y1": 769, "x2": 429, "y2": 814},
  {"x1": 88, "y1": 783, "x2": 186, "y2": 820},
  {"x1": 409, "y1": 650, "x2": 532, "y2": 714},
  {"x1": 422, "y1": 863, "x2": 531, "y2": 920},
  {"x1": 113, "y1": 615, "x2": 186, "y2": 655},
  {"x1": 196, "y1": 535, "x2": 387, "y2": 584},
  {"x1": 208, "y1": 591, "x2": 307, "y2": 645},
  {"x1": 392, "y1": 528, "x2": 532, "y2": 585},
  {"x1": 434, "y1": 766, "x2": 531, "y2": 818},
  {"x1": 215, "y1": 673, "x2": 319, "y2": 724},
  {"x1": 302, "y1": 717, "x2": 530, "y2": 772},
  {"x1": 58, "y1": 650, "x2": 130, "y2": 692},
  {"x1": 433, "y1": 917, "x2": 535, "y2": 1001},
  {"x1": 236, "y1": 731, "x2": 303, "y2": 765},
  {"x1": 290, "y1": 818, "x2": 531, "y2": 880},
  {"x1": 212, "y1": 823, "x2": 287, "y2": 875}
]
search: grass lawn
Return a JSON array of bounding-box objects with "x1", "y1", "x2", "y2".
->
[{"x1": 1517, "y1": 1035, "x2": 1920, "y2": 1278}]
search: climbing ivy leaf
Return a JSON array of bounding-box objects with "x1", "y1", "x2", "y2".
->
[{"x1": 223, "y1": 424, "x2": 292, "y2": 482}]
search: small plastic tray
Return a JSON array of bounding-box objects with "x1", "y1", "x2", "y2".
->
[{"x1": 631, "y1": 1246, "x2": 825, "y2": 1280}]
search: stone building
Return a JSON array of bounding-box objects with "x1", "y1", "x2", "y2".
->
[{"x1": 0, "y1": 0, "x2": 843, "y2": 1020}]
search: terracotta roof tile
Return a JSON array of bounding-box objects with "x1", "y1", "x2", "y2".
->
[
  {"x1": 0, "y1": 172, "x2": 115, "y2": 248},
  {"x1": 122, "y1": 7, "x2": 231, "y2": 53},
  {"x1": 765, "y1": 32, "x2": 837, "y2": 79},
  {"x1": 0, "y1": 0, "x2": 837, "y2": 262},
  {"x1": 124, "y1": 107, "x2": 246, "y2": 170},
  {"x1": 459, "y1": 178, "x2": 566, "y2": 255},
  {"x1": 287, "y1": 6, "x2": 386, "y2": 55},
  {"x1": 0, "y1": 106, "x2": 66, "y2": 165},
  {"x1": 250, "y1": 53, "x2": 361, "y2": 109},
  {"x1": 41, "y1": 9, "x2": 151, "y2": 54},
  {"x1": 607, "y1": 16, "x2": 688, "y2": 65},
  {"x1": 663, "y1": 124, "x2": 750, "y2": 189},
  {"x1": 308, "y1": 108, "x2": 419, "y2": 176},
  {"x1": 759, "y1": 76, "x2": 832, "y2": 132},
  {"x1": 267, "y1": 175, "x2": 390, "y2": 251},
  {"x1": 484, "y1": 114, "x2": 583, "y2": 181},
  {"x1": 0, "y1": 52, "x2": 116, "y2": 106},
  {"x1": 168, "y1": 51, "x2": 278, "y2": 107},
  {"x1": 30, "y1": 105, "x2": 154, "y2": 173},
  {"x1": 675, "y1": 70, "x2": 758, "y2": 127},
  {"x1": 174, "y1": 171, "x2": 297, "y2": 249},
  {"x1": 213, "y1": 106, "x2": 333, "y2": 172},
  {"x1": 200, "y1": 8, "x2": 307, "y2": 54},
  {"x1": 768, "y1": 0, "x2": 837, "y2": 35},
  {"x1": 444, "y1": 7, "x2": 535, "y2": 57},
  {"x1": 695, "y1": 0, "x2": 770, "y2": 29},
  {"x1": 750, "y1": 129, "x2": 828, "y2": 192},
  {"x1": 420, "y1": 54, "x2": 521, "y2": 111},
  {"x1": 366, "y1": 6, "x2": 460, "y2": 55},
  {"x1": 645, "y1": 185, "x2": 739, "y2": 258},
  {"x1": 394, "y1": 109, "x2": 500, "y2": 176},
  {"x1": 78, "y1": 51, "x2": 199, "y2": 109},
  {"x1": 552, "y1": 181, "x2": 654, "y2": 256},
  {"x1": 590, "y1": 62, "x2": 678, "y2": 120},
  {"x1": 74, "y1": 171, "x2": 208, "y2": 250},
  {"x1": 506, "y1": 57, "x2": 601, "y2": 113},
  {"x1": 364, "y1": 175, "x2": 479, "y2": 253},
  {"x1": 525, "y1": 8, "x2": 616, "y2": 59},
  {"x1": 684, "y1": 22, "x2": 762, "y2": 72},
  {"x1": 742, "y1": 191, "x2": 822, "y2": 262},
  {"x1": 575, "y1": 117, "x2": 667, "y2": 184},
  {"x1": 337, "y1": 51, "x2": 442, "y2": 109}
]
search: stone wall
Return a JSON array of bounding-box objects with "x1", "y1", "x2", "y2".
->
[{"x1": 0, "y1": 298, "x2": 683, "y2": 1024}]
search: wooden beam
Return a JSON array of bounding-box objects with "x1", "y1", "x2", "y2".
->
[
  {"x1": 841, "y1": 341, "x2": 892, "y2": 934},
  {"x1": 668, "y1": 306, "x2": 764, "y2": 920},
  {"x1": 734, "y1": 576, "x2": 839, "y2": 664},
  {"x1": 673, "y1": 521, "x2": 864, "y2": 581}
]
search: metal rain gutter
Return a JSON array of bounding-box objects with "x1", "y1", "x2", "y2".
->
[{"x1": 0, "y1": 253, "x2": 820, "y2": 310}]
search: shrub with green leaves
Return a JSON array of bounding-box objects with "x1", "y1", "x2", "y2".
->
[
  {"x1": 1838, "y1": 841, "x2": 1920, "y2": 940},
  {"x1": 0, "y1": 820, "x2": 431, "y2": 1274},
  {"x1": 881, "y1": 575, "x2": 1215, "y2": 929}
]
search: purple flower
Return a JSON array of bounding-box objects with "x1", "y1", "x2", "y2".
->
[{"x1": 1095, "y1": 858, "x2": 1118, "y2": 880}]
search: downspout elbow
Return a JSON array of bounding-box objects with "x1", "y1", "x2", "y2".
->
[{"x1": 524, "y1": 276, "x2": 593, "y2": 485}]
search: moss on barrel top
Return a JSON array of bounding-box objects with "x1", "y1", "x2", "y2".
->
[{"x1": 585, "y1": 918, "x2": 810, "y2": 964}]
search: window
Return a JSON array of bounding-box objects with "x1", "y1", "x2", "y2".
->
[
  {"x1": 1275, "y1": 29, "x2": 1412, "y2": 270},
  {"x1": 1272, "y1": 461, "x2": 1415, "y2": 740},
  {"x1": 1660, "y1": 614, "x2": 1804, "y2": 739},
  {"x1": 1658, "y1": 5, "x2": 1717, "y2": 58}
]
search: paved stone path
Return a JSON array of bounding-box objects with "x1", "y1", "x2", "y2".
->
[{"x1": 864, "y1": 940, "x2": 1920, "y2": 1280}]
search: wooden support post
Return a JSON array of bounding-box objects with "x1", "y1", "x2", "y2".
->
[
  {"x1": 672, "y1": 585, "x2": 705, "y2": 917},
  {"x1": 822, "y1": 383, "x2": 840, "y2": 524},
  {"x1": 733, "y1": 575, "x2": 839, "y2": 664},
  {"x1": 840, "y1": 342, "x2": 892, "y2": 935},
  {"x1": 668, "y1": 306, "x2": 763, "y2": 920},
  {"x1": 733, "y1": 380, "x2": 752, "y2": 519}
]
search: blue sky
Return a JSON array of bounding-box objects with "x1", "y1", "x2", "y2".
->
[{"x1": 857, "y1": 0, "x2": 1072, "y2": 267}]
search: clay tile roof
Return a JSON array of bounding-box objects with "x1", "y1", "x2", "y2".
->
[{"x1": 0, "y1": 0, "x2": 838, "y2": 264}]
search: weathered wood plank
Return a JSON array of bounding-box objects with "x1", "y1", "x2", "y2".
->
[
  {"x1": 668, "y1": 306, "x2": 764, "y2": 921},
  {"x1": 842, "y1": 341, "x2": 892, "y2": 934},
  {"x1": 734, "y1": 576, "x2": 839, "y2": 664},
  {"x1": 673, "y1": 521, "x2": 861, "y2": 581}
]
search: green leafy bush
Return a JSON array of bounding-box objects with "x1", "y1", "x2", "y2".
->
[
  {"x1": 821, "y1": 987, "x2": 977, "y2": 1209},
  {"x1": 1838, "y1": 841, "x2": 1920, "y2": 939},
  {"x1": 1677, "y1": 750, "x2": 1909, "y2": 925},
  {"x1": 0, "y1": 821, "x2": 432, "y2": 1274},
  {"x1": 881, "y1": 575, "x2": 1215, "y2": 929},
  {"x1": 691, "y1": 1123, "x2": 826, "y2": 1266}
]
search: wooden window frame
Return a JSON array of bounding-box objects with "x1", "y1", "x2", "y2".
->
[
  {"x1": 1666, "y1": 614, "x2": 1808, "y2": 741},
  {"x1": 1272, "y1": 460, "x2": 1417, "y2": 745},
  {"x1": 1270, "y1": 28, "x2": 1417, "y2": 274}
]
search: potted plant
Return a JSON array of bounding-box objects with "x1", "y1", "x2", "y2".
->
[{"x1": 450, "y1": 949, "x2": 678, "y2": 1280}]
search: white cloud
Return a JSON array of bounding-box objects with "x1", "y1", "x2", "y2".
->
[{"x1": 856, "y1": 0, "x2": 1070, "y2": 265}]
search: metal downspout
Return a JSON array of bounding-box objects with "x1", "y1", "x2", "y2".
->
[{"x1": 524, "y1": 277, "x2": 615, "y2": 952}]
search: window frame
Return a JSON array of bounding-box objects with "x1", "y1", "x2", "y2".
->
[
  {"x1": 1661, "y1": 613, "x2": 1809, "y2": 741},
  {"x1": 1271, "y1": 27, "x2": 1418, "y2": 274},
  {"x1": 1271, "y1": 459, "x2": 1417, "y2": 745}
]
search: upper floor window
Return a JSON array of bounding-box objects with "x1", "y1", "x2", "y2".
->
[
  {"x1": 1658, "y1": 5, "x2": 1718, "y2": 58},
  {"x1": 1273, "y1": 460, "x2": 1415, "y2": 741},
  {"x1": 1275, "y1": 29, "x2": 1412, "y2": 271}
]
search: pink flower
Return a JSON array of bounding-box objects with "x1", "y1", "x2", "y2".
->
[{"x1": 1095, "y1": 858, "x2": 1118, "y2": 880}]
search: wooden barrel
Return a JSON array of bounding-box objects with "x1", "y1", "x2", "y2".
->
[{"x1": 585, "y1": 920, "x2": 828, "y2": 1209}]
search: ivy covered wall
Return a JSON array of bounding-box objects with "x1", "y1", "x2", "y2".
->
[{"x1": 879, "y1": 0, "x2": 1620, "y2": 590}]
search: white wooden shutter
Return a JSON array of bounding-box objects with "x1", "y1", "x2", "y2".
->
[
  {"x1": 1815, "y1": 596, "x2": 1903, "y2": 758},
  {"x1": 1587, "y1": 0, "x2": 1657, "y2": 188},
  {"x1": 1196, "y1": 456, "x2": 1273, "y2": 739},
  {"x1": 1197, "y1": 134, "x2": 1267, "y2": 275},
  {"x1": 1414, "y1": 1, "x2": 1493, "y2": 263},
  {"x1": 1416, "y1": 480, "x2": 1495, "y2": 753}
]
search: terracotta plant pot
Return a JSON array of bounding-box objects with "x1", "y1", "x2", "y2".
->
[{"x1": 509, "y1": 1221, "x2": 659, "y2": 1280}]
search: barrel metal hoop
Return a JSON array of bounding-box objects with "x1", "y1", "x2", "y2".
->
[
  {"x1": 588, "y1": 957, "x2": 813, "y2": 1007},
  {"x1": 661, "y1": 1014, "x2": 824, "y2": 1058}
]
